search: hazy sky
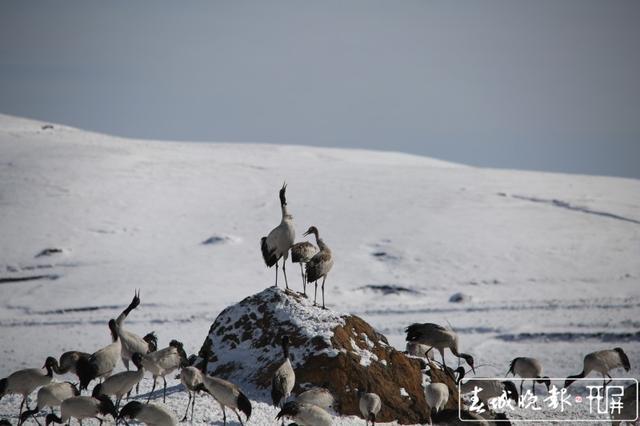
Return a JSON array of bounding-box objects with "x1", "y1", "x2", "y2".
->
[{"x1": 1, "y1": 1, "x2": 639, "y2": 178}]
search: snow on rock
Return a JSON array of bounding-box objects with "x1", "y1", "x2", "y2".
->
[{"x1": 198, "y1": 286, "x2": 430, "y2": 424}]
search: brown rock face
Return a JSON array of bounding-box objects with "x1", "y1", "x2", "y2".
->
[{"x1": 198, "y1": 287, "x2": 430, "y2": 424}]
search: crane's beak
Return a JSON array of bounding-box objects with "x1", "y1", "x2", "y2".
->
[{"x1": 303, "y1": 230, "x2": 310, "y2": 237}]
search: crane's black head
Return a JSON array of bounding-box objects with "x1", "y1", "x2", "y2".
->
[
  {"x1": 460, "y1": 353, "x2": 475, "y2": 374},
  {"x1": 276, "y1": 401, "x2": 300, "y2": 420},
  {"x1": 279, "y1": 183, "x2": 287, "y2": 206},
  {"x1": 132, "y1": 352, "x2": 144, "y2": 370},
  {"x1": 43, "y1": 356, "x2": 57, "y2": 373},
  {"x1": 67, "y1": 382, "x2": 81, "y2": 396},
  {"x1": 502, "y1": 380, "x2": 519, "y2": 403},
  {"x1": 614, "y1": 347, "x2": 631, "y2": 371},
  {"x1": 108, "y1": 319, "x2": 118, "y2": 341},
  {"x1": 536, "y1": 376, "x2": 551, "y2": 391},
  {"x1": 170, "y1": 340, "x2": 188, "y2": 366},
  {"x1": 303, "y1": 226, "x2": 318, "y2": 238},
  {"x1": 124, "y1": 290, "x2": 141, "y2": 315},
  {"x1": 143, "y1": 331, "x2": 157, "y2": 352},
  {"x1": 446, "y1": 366, "x2": 466, "y2": 384},
  {"x1": 96, "y1": 394, "x2": 118, "y2": 419},
  {"x1": 92, "y1": 383, "x2": 103, "y2": 399},
  {"x1": 118, "y1": 401, "x2": 143, "y2": 421}
]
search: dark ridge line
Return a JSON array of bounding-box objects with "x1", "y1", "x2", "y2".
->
[
  {"x1": 360, "y1": 301, "x2": 640, "y2": 316},
  {"x1": 509, "y1": 194, "x2": 640, "y2": 225},
  {"x1": 496, "y1": 331, "x2": 640, "y2": 342},
  {"x1": 0, "y1": 274, "x2": 59, "y2": 284}
]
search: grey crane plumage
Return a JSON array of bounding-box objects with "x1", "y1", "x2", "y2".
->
[
  {"x1": 290, "y1": 241, "x2": 318, "y2": 296},
  {"x1": 405, "y1": 323, "x2": 475, "y2": 373},
  {"x1": 118, "y1": 401, "x2": 178, "y2": 426},
  {"x1": 507, "y1": 357, "x2": 550, "y2": 396},
  {"x1": 179, "y1": 355, "x2": 205, "y2": 422},
  {"x1": 296, "y1": 387, "x2": 335, "y2": 411},
  {"x1": 0, "y1": 357, "x2": 57, "y2": 424},
  {"x1": 141, "y1": 340, "x2": 188, "y2": 403},
  {"x1": 92, "y1": 352, "x2": 145, "y2": 409},
  {"x1": 75, "y1": 319, "x2": 122, "y2": 390},
  {"x1": 261, "y1": 183, "x2": 296, "y2": 289},
  {"x1": 276, "y1": 401, "x2": 332, "y2": 426},
  {"x1": 564, "y1": 347, "x2": 630, "y2": 389},
  {"x1": 198, "y1": 375, "x2": 252, "y2": 425},
  {"x1": 44, "y1": 395, "x2": 117, "y2": 426},
  {"x1": 303, "y1": 226, "x2": 334, "y2": 309},
  {"x1": 20, "y1": 381, "x2": 80, "y2": 424},
  {"x1": 358, "y1": 388, "x2": 382, "y2": 426},
  {"x1": 272, "y1": 336, "x2": 296, "y2": 411},
  {"x1": 424, "y1": 382, "x2": 449, "y2": 415}
]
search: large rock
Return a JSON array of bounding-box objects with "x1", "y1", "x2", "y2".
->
[{"x1": 198, "y1": 287, "x2": 430, "y2": 424}]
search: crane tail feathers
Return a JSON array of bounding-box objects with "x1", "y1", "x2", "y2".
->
[
  {"x1": 237, "y1": 390, "x2": 252, "y2": 421},
  {"x1": 261, "y1": 237, "x2": 279, "y2": 267}
]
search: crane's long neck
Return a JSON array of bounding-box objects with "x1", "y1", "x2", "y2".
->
[
  {"x1": 313, "y1": 231, "x2": 329, "y2": 252},
  {"x1": 280, "y1": 204, "x2": 291, "y2": 222},
  {"x1": 45, "y1": 364, "x2": 53, "y2": 378}
]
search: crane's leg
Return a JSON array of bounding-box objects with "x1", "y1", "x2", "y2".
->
[
  {"x1": 314, "y1": 281, "x2": 318, "y2": 305},
  {"x1": 147, "y1": 376, "x2": 157, "y2": 403},
  {"x1": 440, "y1": 349, "x2": 447, "y2": 371},
  {"x1": 532, "y1": 380, "x2": 536, "y2": 397},
  {"x1": 182, "y1": 391, "x2": 192, "y2": 422},
  {"x1": 283, "y1": 258, "x2": 289, "y2": 289},
  {"x1": 300, "y1": 264, "x2": 306, "y2": 296},
  {"x1": 233, "y1": 409, "x2": 244, "y2": 426},
  {"x1": 275, "y1": 262, "x2": 279, "y2": 287},
  {"x1": 162, "y1": 376, "x2": 168, "y2": 403},
  {"x1": 321, "y1": 276, "x2": 326, "y2": 309},
  {"x1": 191, "y1": 392, "x2": 196, "y2": 422},
  {"x1": 18, "y1": 396, "x2": 26, "y2": 422},
  {"x1": 520, "y1": 380, "x2": 524, "y2": 395},
  {"x1": 220, "y1": 403, "x2": 227, "y2": 425}
]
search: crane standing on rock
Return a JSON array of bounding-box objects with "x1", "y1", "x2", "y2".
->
[
  {"x1": 405, "y1": 323, "x2": 475, "y2": 373},
  {"x1": 290, "y1": 241, "x2": 318, "y2": 296},
  {"x1": 303, "y1": 226, "x2": 334, "y2": 309},
  {"x1": 261, "y1": 183, "x2": 295, "y2": 289}
]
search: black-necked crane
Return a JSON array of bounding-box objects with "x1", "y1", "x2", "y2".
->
[
  {"x1": 118, "y1": 401, "x2": 178, "y2": 426},
  {"x1": 296, "y1": 387, "x2": 335, "y2": 411},
  {"x1": 44, "y1": 395, "x2": 117, "y2": 426},
  {"x1": 405, "y1": 323, "x2": 475, "y2": 373},
  {"x1": 272, "y1": 336, "x2": 295, "y2": 409},
  {"x1": 115, "y1": 291, "x2": 158, "y2": 371},
  {"x1": 358, "y1": 388, "x2": 382, "y2": 426},
  {"x1": 261, "y1": 183, "x2": 296, "y2": 289},
  {"x1": 564, "y1": 347, "x2": 630, "y2": 389},
  {"x1": 141, "y1": 340, "x2": 188, "y2": 403},
  {"x1": 198, "y1": 375, "x2": 252, "y2": 426},
  {"x1": 51, "y1": 351, "x2": 90, "y2": 377},
  {"x1": 91, "y1": 352, "x2": 145, "y2": 409},
  {"x1": 276, "y1": 401, "x2": 332, "y2": 426},
  {"x1": 20, "y1": 381, "x2": 80, "y2": 424},
  {"x1": 76, "y1": 319, "x2": 122, "y2": 390},
  {"x1": 424, "y1": 382, "x2": 449, "y2": 415},
  {"x1": 507, "y1": 357, "x2": 550, "y2": 396},
  {"x1": 290, "y1": 241, "x2": 318, "y2": 296},
  {"x1": 0, "y1": 357, "x2": 56, "y2": 423},
  {"x1": 179, "y1": 355, "x2": 205, "y2": 422},
  {"x1": 303, "y1": 226, "x2": 334, "y2": 309}
]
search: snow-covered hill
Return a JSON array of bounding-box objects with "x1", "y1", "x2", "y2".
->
[{"x1": 0, "y1": 114, "x2": 638, "y2": 424}]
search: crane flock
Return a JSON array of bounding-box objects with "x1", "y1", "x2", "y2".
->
[{"x1": 0, "y1": 183, "x2": 634, "y2": 426}]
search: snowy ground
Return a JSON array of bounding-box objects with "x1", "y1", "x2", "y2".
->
[{"x1": 0, "y1": 114, "x2": 639, "y2": 424}]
